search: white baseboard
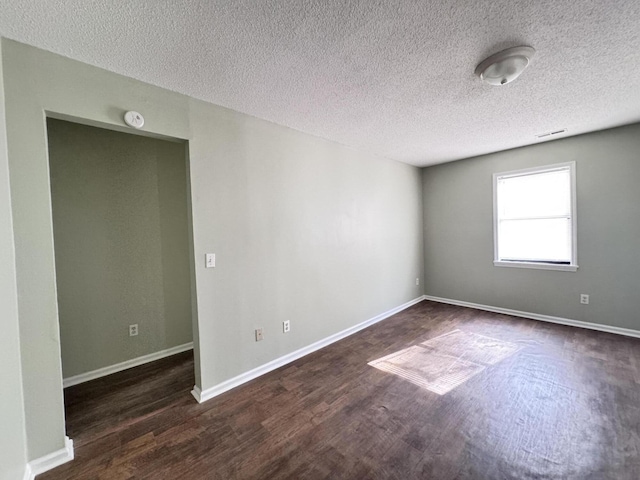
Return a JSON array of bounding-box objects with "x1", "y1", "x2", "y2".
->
[
  {"x1": 424, "y1": 295, "x2": 640, "y2": 339},
  {"x1": 25, "y1": 436, "x2": 74, "y2": 479},
  {"x1": 192, "y1": 296, "x2": 426, "y2": 403},
  {"x1": 63, "y1": 342, "x2": 194, "y2": 388},
  {"x1": 191, "y1": 385, "x2": 203, "y2": 403}
]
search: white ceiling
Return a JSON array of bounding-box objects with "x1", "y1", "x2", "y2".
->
[{"x1": 1, "y1": 1, "x2": 639, "y2": 167}]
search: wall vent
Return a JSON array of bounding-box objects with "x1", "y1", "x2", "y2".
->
[{"x1": 536, "y1": 128, "x2": 567, "y2": 139}]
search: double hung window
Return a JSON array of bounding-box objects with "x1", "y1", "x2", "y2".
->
[{"x1": 493, "y1": 162, "x2": 577, "y2": 271}]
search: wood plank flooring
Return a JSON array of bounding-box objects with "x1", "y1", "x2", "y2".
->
[{"x1": 40, "y1": 300, "x2": 640, "y2": 479}]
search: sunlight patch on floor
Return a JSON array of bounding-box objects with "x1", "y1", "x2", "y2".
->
[{"x1": 368, "y1": 330, "x2": 520, "y2": 395}]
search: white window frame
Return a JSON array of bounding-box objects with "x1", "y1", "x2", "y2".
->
[{"x1": 493, "y1": 161, "x2": 578, "y2": 272}]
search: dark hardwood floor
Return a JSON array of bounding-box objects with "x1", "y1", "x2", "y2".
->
[{"x1": 40, "y1": 300, "x2": 640, "y2": 479}]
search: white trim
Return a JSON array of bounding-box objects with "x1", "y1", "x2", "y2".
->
[
  {"x1": 423, "y1": 295, "x2": 640, "y2": 339},
  {"x1": 493, "y1": 162, "x2": 573, "y2": 179},
  {"x1": 192, "y1": 296, "x2": 426, "y2": 403},
  {"x1": 25, "y1": 436, "x2": 74, "y2": 479},
  {"x1": 493, "y1": 161, "x2": 578, "y2": 271},
  {"x1": 191, "y1": 385, "x2": 203, "y2": 403},
  {"x1": 63, "y1": 342, "x2": 194, "y2": 388},
  {"x1": 493, "y1": 261, "x2": 578, "y2": 272}
]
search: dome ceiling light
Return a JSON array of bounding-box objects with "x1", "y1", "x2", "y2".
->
[{"x1": 475, "y1": 46, "x2": 536, "y2": 86}]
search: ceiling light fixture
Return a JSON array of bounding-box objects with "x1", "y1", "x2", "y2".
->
[{"x1": 475, "y1": 46, "x2": 536, "y2": 86}]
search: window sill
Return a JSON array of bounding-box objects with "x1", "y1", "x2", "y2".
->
[{"x1": 493, "y1": 261, "x2": 578, "y2": 272}]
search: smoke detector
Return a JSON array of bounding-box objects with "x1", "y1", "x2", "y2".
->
[
  {"x1": 475, "y1": 46, "x2": 536, "y2": 86},
  {"x1": 124, "y1": 111, "x2": 145, "y2": 129}
]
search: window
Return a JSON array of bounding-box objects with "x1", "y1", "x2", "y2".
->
[{"x1": 493, "y1": 162, "x2": 577, "y2": 271}]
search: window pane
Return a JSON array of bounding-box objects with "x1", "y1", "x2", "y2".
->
[
  {"x1": 498, "y1": 218, "x2": 571, "y2": 262},
  {"x1": 498, "y1": 169, "x2": 570, "y2": 219}
]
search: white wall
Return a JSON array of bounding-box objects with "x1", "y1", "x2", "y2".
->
[
  {"x1": 1, "y1": 38, "x2": 424, "y2": 462},
  {"x1": 0, "y1": 41, "x2": 28, "y2": 480},
  {"x1": 422, "y1": 123, "x2": 640, "y2": 330},
  {"x1": 188, "y1": 97, "x2": 424, "y2": 386}
]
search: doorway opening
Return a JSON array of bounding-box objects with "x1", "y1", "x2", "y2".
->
[{"x1": 46, "y1": 117, "x2": 197, "y2": 446}]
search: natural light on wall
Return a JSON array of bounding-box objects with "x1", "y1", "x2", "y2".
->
[{"x1": 494, "y1": 162, "x2": 577, "y2": 271}]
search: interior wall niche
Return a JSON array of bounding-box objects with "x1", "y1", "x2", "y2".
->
[{"x1": 47, "y1": 118, "x2": 193, "y2": 379}]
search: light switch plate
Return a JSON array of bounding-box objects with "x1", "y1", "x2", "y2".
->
[{"x1": 205, "y1": 253, "x2": 215, "y2": 268}]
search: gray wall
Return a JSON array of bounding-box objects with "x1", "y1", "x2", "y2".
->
[
  {"x1": 47, "y1": 119, "x2": 193, "y2": 379},
  {"x1": 0, "y1": 41, "x2": 28, "y2": 480},
  {"x1": 423, "y1": 123, "x2": 640, "y2": 330},
  {"x1": 1, "y1": 38, "x2": 424, "y2": 462}
]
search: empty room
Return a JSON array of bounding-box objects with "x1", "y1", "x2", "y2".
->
[{"x1": 1, "y1": 1, "x2": 639, "y2": 479}]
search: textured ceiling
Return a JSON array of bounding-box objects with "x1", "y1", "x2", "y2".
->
[{"x1": 1, "y1": 1, "x2": 640, "y2": 166}]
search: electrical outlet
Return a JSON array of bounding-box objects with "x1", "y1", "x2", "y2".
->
[
  {"x1": 580, "y1": 294, "x2": 590, "y2": 305},
  {"x1": 283, "y1": 320, "x2": 291, "y2": 333},
  {"x1": 129, "y1": 324, "x2": 138, "y2": 336},
  {"x1": 416, "y1": 278, "x2": 420, "y2": 286},
  {"x1": 255, "y1": 328, "x2": 264, "y2": 342}
]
